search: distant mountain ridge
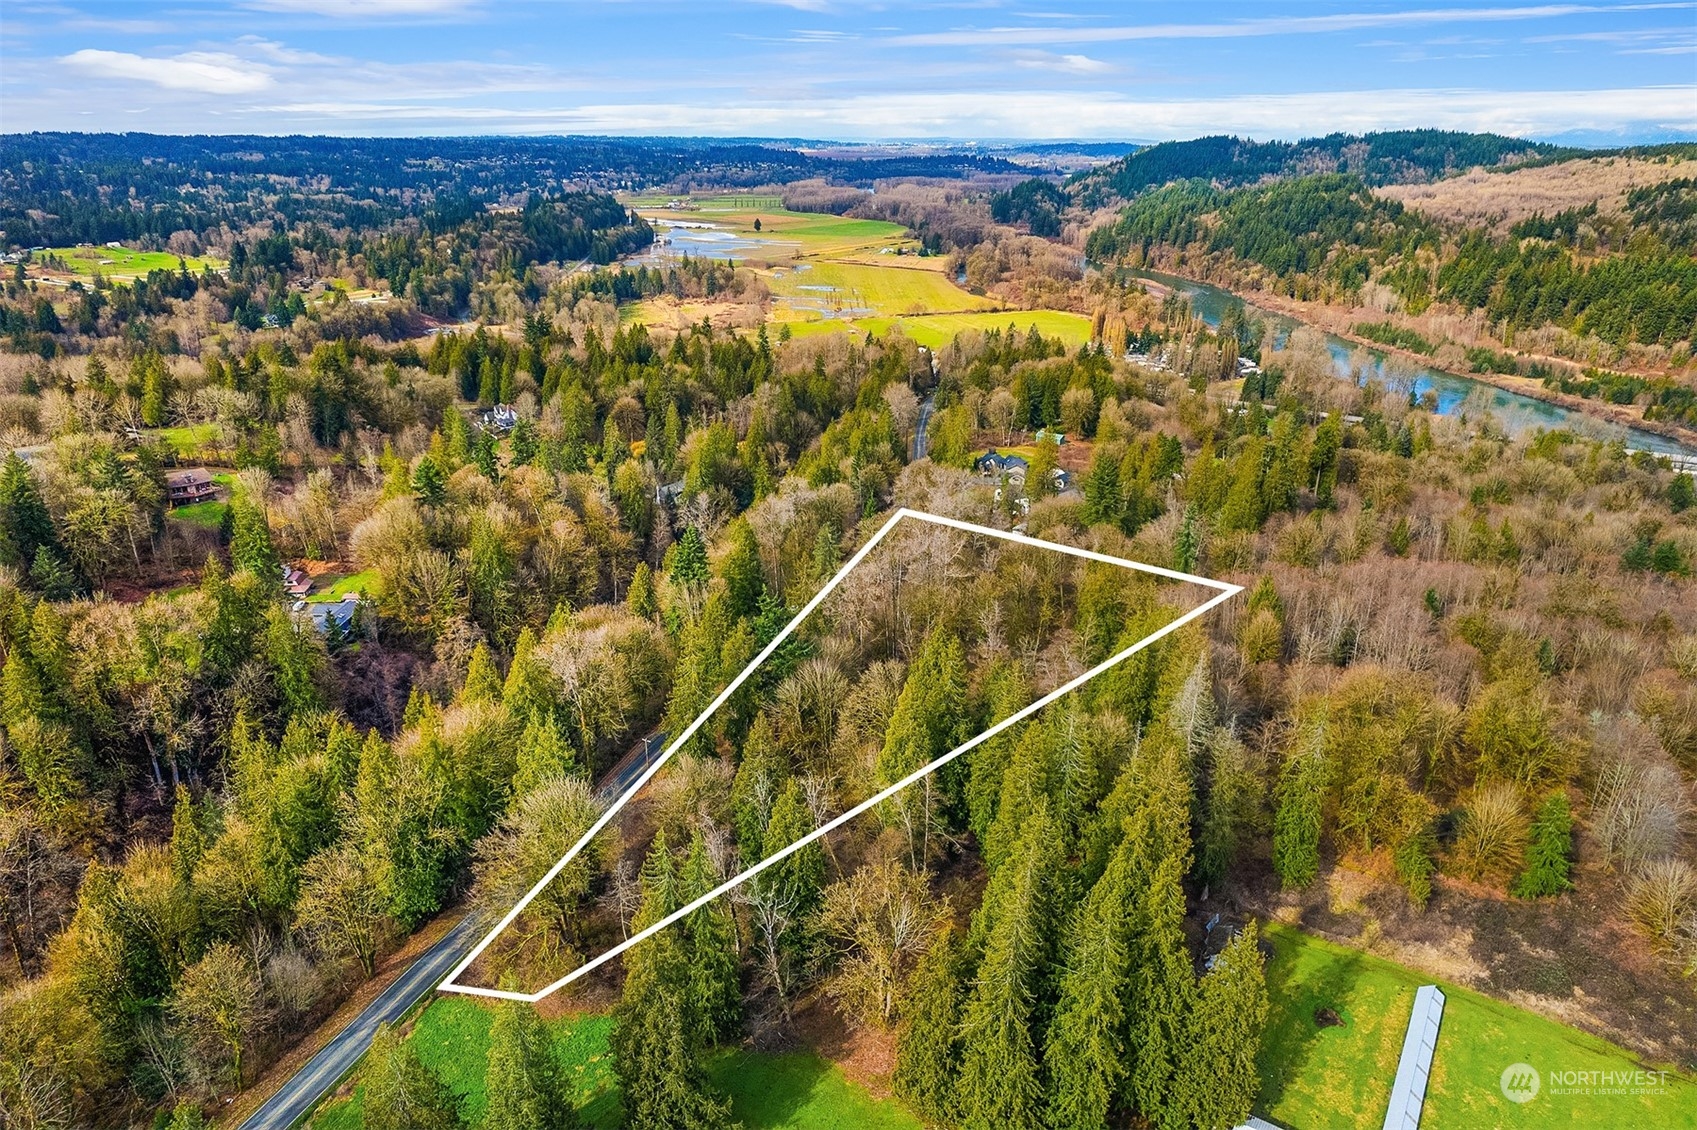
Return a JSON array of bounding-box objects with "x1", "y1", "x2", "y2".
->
[{"x1": 1070, "y1": 130, "x2": 1570, "y2": 206}]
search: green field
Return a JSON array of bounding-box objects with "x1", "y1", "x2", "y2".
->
[
  {"x1": 769, "y1": 261, "x2": 995, "y2": 321},
  {"x1": 1260, "y1": 924, "x2": 1697, "y2": 1130},
  {"x1": 856, "y1": 310, "x2": 1093, "y2": 348},
  {"x1": 307, "y1": 997, "x2": 920, "y2": 1130},
  {"x1": 35, "y1": 245, "x2": 225, "y2": 280}
]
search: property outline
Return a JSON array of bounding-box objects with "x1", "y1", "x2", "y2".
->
[{"x1": 439, "y1": 507, "x2": 1243, "y2": 1002}]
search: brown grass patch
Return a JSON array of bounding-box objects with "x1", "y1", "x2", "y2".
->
[{"x1": 1379, "y1": 156, "x2": 1697, "y2": 232}]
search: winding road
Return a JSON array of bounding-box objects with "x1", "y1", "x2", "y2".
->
[{"x1": 234, "y1": 730, "x2": 670, "y2": 1129}]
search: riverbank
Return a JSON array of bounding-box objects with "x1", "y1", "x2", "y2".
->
[{"x1": 1133, "y1": 263, "x2": 1697, "y2": 453}]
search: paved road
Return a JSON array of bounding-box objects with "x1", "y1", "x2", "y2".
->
[
  {"x1": 235, "y1": 913, "x2": 486, "y2": 1130},
  {"x1": 914, "y1": 393, "x2": 935, "y2": 461},
  {"x1": 235, "y1": 730, "x2": 669, "y2": 1129}
]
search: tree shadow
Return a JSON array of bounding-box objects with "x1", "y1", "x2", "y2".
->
[
  {"x1": 1256, "y1": 929, "x2": 1370, "y2": 1116},
  {"x1": 710, "y1": 1046, "x2": 836, "y2": 1127}
]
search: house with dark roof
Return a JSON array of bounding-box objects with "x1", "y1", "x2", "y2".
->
[
  {"x1": 297, "y1": 596, "x2": 361, "y2": 635},
  {"x1": 165, "y1": 468, "x2": 217, "y2": 506},
  {"x1": 975, "y1": 450, "x2": 1029, "y2": 477}
]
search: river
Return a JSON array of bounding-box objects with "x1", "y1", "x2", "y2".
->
[{"x1": 1126, "y1": 268, "x2": 1695, "y2": 458}]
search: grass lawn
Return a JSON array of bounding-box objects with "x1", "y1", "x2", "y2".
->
[
  {"x1": 307, "y1": 997, "x2": 918, "y2": 1130},
  {"x1": 35, "y1": 245, "x2": 225, "y2": 280},
  {"x1": 1259, "y1": 924, "x2": 1697, "y2": 1130},
  {"x1": 307, "y1": 569, "x2": 379, "y2": 602},
  {"x1": 856, "y1": 310, "x2": 1093, "y2": 349},
  {"x1": 149, "y1": 423, "x2": 220, "y2": 458},
  {"x1": 168, "y1": 499, "x2": 227, "y2": 529}
]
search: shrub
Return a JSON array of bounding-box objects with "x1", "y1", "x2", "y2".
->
[
  {"x1": 1450, "y1": 782, "x2": 1526, "y2": 885},
  {"x1": 1625, "y1": 858, "x2": 1697, "y2": 951}
]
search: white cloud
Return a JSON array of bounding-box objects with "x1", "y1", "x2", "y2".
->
[
  {"x1": 59, "y1": 48, "x2": 274, "y2": 94},
  {"x1": 1011, "y1": 50, "x2": 1114, "y2": 74},
  {"x1": 242, "y1": 0, "x2": 482, "y2": 18},
  {"x1": 258, "y1": 84, "x2": 1697, "y2": 140},
  {"x1": 882, "y1": 3, "x2": 1697, "y2": 48}
]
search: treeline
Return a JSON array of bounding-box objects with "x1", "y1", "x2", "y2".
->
[
  {"x1": 0, "y1": 133, "x2": 1028, "y2": 249},
  {"x1": 1072, "y1": 130, "x2": 1562, "y2": 206}
]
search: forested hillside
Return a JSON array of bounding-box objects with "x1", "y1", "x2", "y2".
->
[
  {"x1": 1071, "y1": 130, "x2": 1564, "y2": 207},
  {"x1": 1084, "y1": 165, "x2": 1697, "y2": 416}
]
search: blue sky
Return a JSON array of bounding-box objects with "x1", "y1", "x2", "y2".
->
[{"x1": 1, "y1": 1, "x2": 1693, "y2": 141}]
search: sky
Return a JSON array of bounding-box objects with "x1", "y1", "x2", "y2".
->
[{"x1": 0, "y1": 1, "x2": 1694, "y2": 142}]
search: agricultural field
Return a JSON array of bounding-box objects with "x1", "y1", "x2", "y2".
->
[
  {"x1": 29, "y1": 244, "x2": 226, "y2": 280},
  {"x1": 767, "y1": 260, "x2": 997, "y2": 322},
  {"x1": 1259, "y1": 925, "x2": 1697, "y2": 1130},
  {"x1": 625, "y1": 196, "x2": 1089, "y2": 349},
  {"x1": 855, "y1": 309, "x2": 1093, "y2": 349},
  {"x1": 307, "y1": 996, "x2": 919, "y2": 1130}
]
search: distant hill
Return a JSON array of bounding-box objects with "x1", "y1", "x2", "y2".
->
[{"x1": 1071, "y1": 130, "x2": 1569, "y2": 206}]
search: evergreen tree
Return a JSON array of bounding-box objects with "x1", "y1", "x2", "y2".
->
[
  {"x1": 720, "y1": 519, "x2": 765, "y2": 618},
  {"x1": 1272, "y1": 739, "x2": 1329, "y2": 890},
  {"x1": 612, "y1": 836, "x2": 733, "y2": 1130},
  {"x1": 670, "y1": 525, "x2": 710, "y2": 593},
  {"x1": 878, "y1": 627, "x2": 968, "y2": 865},
  {"x1": 1310, "y1": 414, "x2": 1343, "y2": 506},
  {"x1": 29, "y1": 545, "x2": 81, "y2": 600},
  {"x1": 627, "y1": 562, "x2": 658, "y2": 621},
  {"x1": 1172, "y1": 504, "x2": 1201, "y2": 573},
  {"x1": 0, "y1": 453, "x2": 60, "y2": 571},
  {"x1": 475, "y1": 429, "x2": 501, "y2": 482},
  {"x1": 510, "y1": 417, "x2": 539, "y2": 467},
  {"x1": 413, "y1": 455, "x2": 447, "y2": 506},
  {"x1": 502, "y1": 627, "x2": 555, "y2": 724},
  {"x1": 512, "y1": 715, "x2": 576, "y2": 796},
  {"x1": 1080, "y1": 446, "x2": 1123, "y2": 529},
  {"x1": 1123, "y1": 854, "x2": 1196, "y2": 1129},
  {"x1": 1176, "y1": 923, "x2": 1268, "y2": 1130},
  {"x1": 1044, "y1": 836, "x2": 1138, "y2": 1130},
  {"x1": 894, "y1": 925, "x2": 967, "y2": 1124},
  {"x1": 1667, "y1": 471, "x2": 1694, "y2": 513},
  {"x1": 461, "y1": 642, "x2": 503, "y2": 704},
  {"x1": 361, "y1": 1022, "x2": 462, "y2": 1130},
  {"x1": 679, "y1": 832, "x2": 741, "y2": 1042},
  {"x1": 229, "y1": 499, "x2": 281, "y2": 588},
  {"x1": 484, "y1": 999, "x2": 576, "y2": 1130},
  {"x1": 1512, "y1": 791, "x2": 1573, "y2": 899},
  {"x1": 956, "y1": 805, "x2": 1063, "y2": 1130}
]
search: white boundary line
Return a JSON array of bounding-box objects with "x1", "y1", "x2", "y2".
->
[{"x1": 439, "y1": 507, "x2": 1241, "y2": 1002}]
